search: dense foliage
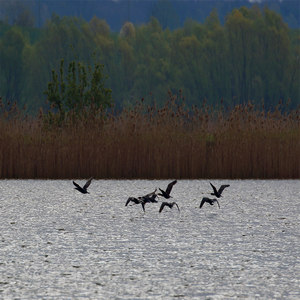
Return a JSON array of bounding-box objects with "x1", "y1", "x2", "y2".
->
[
  {"x1": 0, "y1": 6, "x2": 299, "y2": 112},
  {"x1": 45, "y1": 59, "x2": 112, "y2": 115}
]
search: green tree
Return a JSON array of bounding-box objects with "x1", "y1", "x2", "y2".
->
[
  {"x1": 288, "y1": 30, "x2": 300, "y2": 105},
  {"x1": 22, "y1": 14, "x2": 96, "y2": 110},
  {"x1": 89, "y1": 16, "x2": 110, "y2": 37},
  {"x1": 131, "y1": 18, "x2": 173, "y2": 105},
  {"x1": 0, "y1": 26, "x2": 26, "y2": 102},
  {"x1": 226, "y1": 8, "x2": 256, "y2": 103},
  {"x1": 225, "y1": 7, "x2": 292, "y2": 107},
  {"x1": 0, "y1": 6, "x2": 299, "y2": 112},
  {"x1": 45, "y1": 59, "x2": 112, "y2": 117}
]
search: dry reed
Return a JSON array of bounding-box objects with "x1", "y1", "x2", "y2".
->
[{"x1": 0, "y1": 96, "x2": 299, "y2": 179}]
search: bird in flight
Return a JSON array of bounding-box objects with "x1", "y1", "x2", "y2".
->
[
  {"x1": 73, "y1": 178, "x2": 93, "y2": 194},
  {"x1": 199, "y1": 197, "x2": 220, "y2": 209},
  {"x1": 125, "y1": 189, "x2": 158, "y2": 213},
  {"x1": 158, "y1": 180, "x2": 177, "y2": 199},
  {"x1": 159, "y1": 201, "x2": 180, "y2": 213},
  {"x1": 140, "y1": 189, "x2": 158, "y2": 203},
  {"x1": 210, "y1": 182, "x2": 230, "y2": 198},
  {"x1": 125, "y1": 197, "x2": 146, "y2": 212}
]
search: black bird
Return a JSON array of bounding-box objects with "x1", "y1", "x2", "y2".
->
[
  {"x1": 158, "y1": 180, "x2": 177, "y2": 199},
  {"x1": 159, "y1": 201, "x2": 180, "y2": 213},
  {"x1": 125, "y1": 197, "x2": 145, "y2": 212},
  {"x1": 140, "y1": 189, "x2": 158, "y2": 203},
  {"x1": 73, "y1": 178, "x2": 93, "y2": 194},
  {"x1": 199, "y1": 197, "x2": 220, "y2": 209},
  {"x1": 210, "y1": 182, "x2": 230, "y2": 198},
  {"x1": 143, "y1": 189, "x2": 157, "y2": 198}
]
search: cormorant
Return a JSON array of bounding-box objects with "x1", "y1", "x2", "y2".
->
[
  {"x1": 73, "y1": 178, "x2": 93, "y2": 194},
  {"x1": 159, "y1": 201, "x2": 180, "y2": 213},
  {"x1": 199, "y1": 197, "x2": 220, "y2": 209},
  {"x1": 125, "y1": 197, "x2": 145, "y2": 212},
  {"x1": 210, "y1": 182, "x2": 230, "y2": 198},
  {"x1": 158, "y1": 180, "x2": 177, "y2": 199},
  {"x1": 140, "y1": 189, "x2": 158, "y2": 203}
]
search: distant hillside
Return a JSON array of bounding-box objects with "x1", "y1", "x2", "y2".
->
[{"x1": 1, "y1": 0, "x2": 299, "y2": 30}]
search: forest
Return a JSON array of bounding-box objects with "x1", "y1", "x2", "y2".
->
[
  {"x1": 0, "y1": 5, "x2": 299, "y2": 112},
  {"x1": 0, "y1": 5, "x2": 299, "y2": 179}
]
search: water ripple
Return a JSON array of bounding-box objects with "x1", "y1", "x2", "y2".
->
[{"x1": 0, "y1": 179, "x2": 299, "y2": 299}]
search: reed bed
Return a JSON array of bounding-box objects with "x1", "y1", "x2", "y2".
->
[{"x1": 0, "y1": 96, "x2": 299, "y2": 179}]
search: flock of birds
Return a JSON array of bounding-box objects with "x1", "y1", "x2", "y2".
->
[{"x1": 72, "y1": 178, "x2": 230, "y2": 213}]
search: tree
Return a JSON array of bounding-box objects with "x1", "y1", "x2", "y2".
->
[
  {"x1": 120, "y1": 22, "x2": 135, "y2": 39},
  {"x1": 45, "y1": 59, "x2": 112, "y2": 118},
  {"x1": 202, "y1": 10, "x2": 230, "y2": 104},
  {"x1": 22, "y1": 14, "x2": 96, "y2": 110},
  {"x1": 131, "y1": 18, "x2": 173, "y2": 105},
  {"x1": 0, "y1": 26, "x2": 26, "y2": 102},
  {"x1": 89, "y1": 16, "x2": 110, "y2": 37}
]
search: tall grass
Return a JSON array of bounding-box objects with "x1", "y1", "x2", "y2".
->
[{"x1": 0, "y1": 95, "x2": 299, "y2": 179}]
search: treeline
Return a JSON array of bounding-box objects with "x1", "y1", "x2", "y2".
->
[{"x1": 0, "y1": 6, "x2": 299, "y2": 112}]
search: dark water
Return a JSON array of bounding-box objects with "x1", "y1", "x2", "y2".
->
[{"x1": 0, "y1": 180, "x2": 299, "y2": 299}]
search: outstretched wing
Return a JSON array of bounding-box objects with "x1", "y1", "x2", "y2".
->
[
  {"x1": 218, "y1": 184, "x2": 230, "y2": 195},
  {"x1": 83, "y1": 177, "x2": 93, "y2": 190},
  {"x1": 200, "y1": 197, "x2": 207, "y2": 209},
  {"x1": 158, "y1": 188, "x2": 165, "y2": 196},
  {"x1": 73, "y1": 181, "x2": 82, "y2": 190},
  {"x1": 215, "y1": 199, "x2": 220, "y2": 209},
  {"x1": 174, "y1": 202, "x2": 180, "y2": 211},
  {"x1": 143, "y1": 188, "x2": 157, "y2": 198},
  {"x1": 125, "y1": 198, "x2": 131, "y2": 206},
  {"x1": 166, "y1": 180, "x2": 177, "y2": 196},
  {"x1": 210, "y1": 182, "x2": 218, "y2": 195},
  {"x1": 159, "y1": 202, "x2": 167, "y2": 213}
]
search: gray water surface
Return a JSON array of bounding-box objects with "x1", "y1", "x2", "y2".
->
[{"x1": 0, "y1": 180, "x2": 299, "y2": 299}]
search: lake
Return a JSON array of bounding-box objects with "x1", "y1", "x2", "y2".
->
[{"x1": 0, "y1": 179, "x2": 299, "y2": 299}]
